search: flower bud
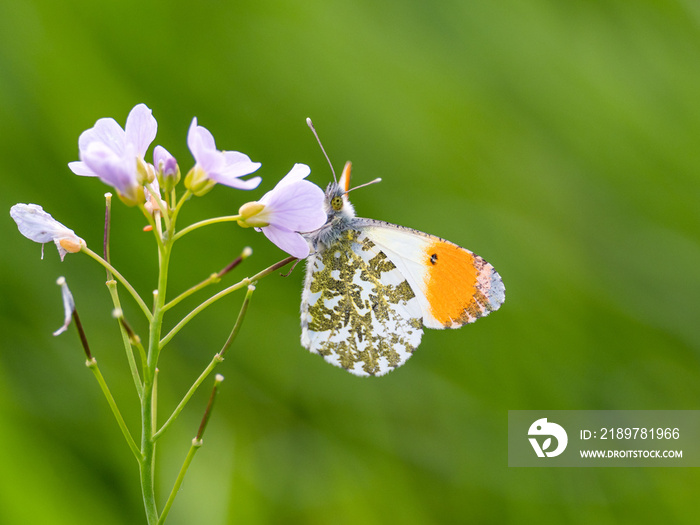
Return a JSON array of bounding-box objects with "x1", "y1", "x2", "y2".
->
[
  {"x1": 154, "y1": 145, "x2": 180, "y2": 192},
  {"x1": 237, "y1": 201, "x2": 268, "y2": 228},
  {"x1": 136, "y1": 157, "x2": 156, "y2": 184},
  {"x1": 185, "y1": 166, "x2": 216, "y2": 196},
  {"x1": 117, "y1": 184, "x2": 146, "y2": 207}
]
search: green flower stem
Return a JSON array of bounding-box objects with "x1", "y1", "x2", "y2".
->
[
  {"x1": 159, "y1": 256, "x2": 295, "y2": 349},
  {"x1": 172, "y1": 214, "x2": 242, "y2": 242},
  {"x1": 158, "y1": 376, "x2": 223, "y2": 525},
  {"x1": 82, "y1": 246, "x2": 153, "y2": 321},
  {"x1": 154, "y1": 284, "x2": 254, "y2": 441},
  {"x1": 157, "y1": 439, "x2": 200, "y2": 525},
  {"x1": 104, "y1": 192, "x2": 113, "y2": 280},
  {"x1": 161, "y1": 272, "x2": 221, "y2": 313},
  {"x1": 140, "y1": 240, "x2": 171, "y2": 524},
  {"x1": 169, "y1": 188, "x2": 177, "y2": 210},
  {"x1": 107, "y1": 280, "x2": 143, "y2": 399},
  {"x1": 137, "y1": 186, "x2": 197, "y2": 523},
  {"x1": 162, "y1": 249, "x2": 252, "y2": 313},
  {"x1": 218, "y1": 284, "x2": 255, "y2": 359},
  {"x1": 169, "y1": 189, "x2": 191, "y2": 230},
  {"x1": 153, "y1": 355, "x2": 222, "y2": 441},
  {"x1": 86, "y1": 357, "x2": 141, "y2": 460},
  {"x1": 116, "y1": 312, "x2": 149, "y2": 377},
  {"x1": 152, "y1": 369, "x2": 159, "y2": 435}
]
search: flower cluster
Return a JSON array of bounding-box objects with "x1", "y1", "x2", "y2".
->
[
  {"x1": 11, "y1": 103, "x2": 327, "y2": 259},
  {"x1": 8, "y1": 103, "x2": 332, "y2": 525}
]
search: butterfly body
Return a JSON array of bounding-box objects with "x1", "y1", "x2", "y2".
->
[{"x1": 301, "y1": 163, "x2": 504, "y2": 377}]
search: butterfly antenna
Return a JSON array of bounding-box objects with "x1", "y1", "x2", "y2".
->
[
  {"x1": 345, "y1": 177, "x2": 382, "y2": 194},
  {"x1": 306, "y1": 118, "x2": 337, "y2": 183}
]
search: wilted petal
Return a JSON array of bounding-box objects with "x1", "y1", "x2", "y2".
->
[
  {"x1": 10, "y1": 203, "x2": 85, "y2": 261},
  {"x1": 12, "y1": 204, "x2": 66, "y2": 244},
  {"x1": 261, "y1": 223, "x2": 311, "y2": 259},
  {"x1": 53, "y1": 277, "x2": 75, "y2": 336}
]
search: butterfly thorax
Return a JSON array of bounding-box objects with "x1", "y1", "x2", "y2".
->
[{"x1": 303, "y1": 182, "x2": 357, "y2": 252}]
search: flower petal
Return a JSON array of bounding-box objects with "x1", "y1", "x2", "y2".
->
[
  {"x1": 216, "y1": 174, "x2": 263, "y2": 190},
  {"x1": 261, "y1": 223, "x2": 311, "y2": 258},
  {"x1": 259, "y1": 179, "x2": 326, "y2": 231},
  {"x1": 68, "y1": 160, "x2": 98, "y2": 177},
  {"x1": 274, "y1": 163, "x2": 311, "y2": 190},
  {"x1": 187, "y1": 118, "x2": 217, "y2": 163},
  {"x1": 78, "y1": 117, "x2": 126, "y2": 156},
  {"x1": 208, "y1": 151, "x2": 261, "y2": 187},
  {"x1": 81, "y1": 141, "x2": 138, "y2": 195},
  {"x1": 125, "y1": 103, "x2": 157, "y2": 157}
]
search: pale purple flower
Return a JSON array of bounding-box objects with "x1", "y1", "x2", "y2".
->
[
  {"x1": 186, "y1": 118, "x2": 261, "y2": 195},
  {"x1": 68, "y1": 103, "x2": 157, "y2": 204},
  {"x1": 238, "y1": 164, "x2": 326, "y2": 258},
  {"x1": 10, "y1": 203, "x2": 85, "y2": 261}
]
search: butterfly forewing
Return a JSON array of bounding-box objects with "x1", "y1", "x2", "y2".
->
[{"x1": 301, "y1": 228, "x2": 424, "y2": 377}]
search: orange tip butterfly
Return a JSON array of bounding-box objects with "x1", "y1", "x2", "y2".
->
[{"x1": 299, "y1": 126, "x2": 505, "y2": 376}]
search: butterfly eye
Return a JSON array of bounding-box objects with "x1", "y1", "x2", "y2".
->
[
  {"x1": 331, "y1": 196, "x2": 343, "y2": 211},
  {"x1": 430, "y1": 253, "x2": 438, "y2": 265}
]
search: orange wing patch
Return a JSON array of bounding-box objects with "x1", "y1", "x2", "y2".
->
[{"x1": 424, "y1": 240, "x2": 493, "y2": 327}]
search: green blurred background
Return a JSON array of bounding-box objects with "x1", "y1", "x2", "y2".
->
[{"x1": 2, "y1": 0, "x2": 700, "y2": 523}]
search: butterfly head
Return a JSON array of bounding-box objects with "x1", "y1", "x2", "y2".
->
[
  {"x1": 305, "y1": 160, "x2": 381, "y2": 251},
  {"x1": 324, "y1": 161, "x2": 356, "y2": 220}
]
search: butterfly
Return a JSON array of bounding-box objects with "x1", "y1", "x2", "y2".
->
[{"x1": 300, "y1": 161, "x2": 505, "y2": 377}]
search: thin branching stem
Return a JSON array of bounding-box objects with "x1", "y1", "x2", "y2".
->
[
  {"x1": 158, "y1": 376, "x2": 223, "y2": 525},
  {"x1": 104, "y1": 193, "x2": 113, "y2": 280},
  {"x1": 107, "y1": 281, "x2": 143, "y2": 399},
  {"x1": 162, "y1": 250, "x2": 252, "y2": 313},
  {"x1": 162, "y1": 273, "x2": 220, "y2": 313},
  {"x1": 86, "y1": 358, "x2": 141, "y2": 460},
  {"x1": 172, "y1": 214, "x2": 242, "y2": 242},
  {"x1": 157, "y1": 441, "x2": 199, "y2": 525},
  {"x1": 82, "y1": 246, "x2": 153, "y2": 321},
  {"x1": 155, "y1": 285, "x2": 254, "y2": 440},
  {"x1": 159, "y1": 256, "x2": 295, "y2": 349}
]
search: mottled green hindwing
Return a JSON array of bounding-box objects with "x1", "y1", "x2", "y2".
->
[{"x1": 301, "y1": 229, "x2": 424, "y2": 376}]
